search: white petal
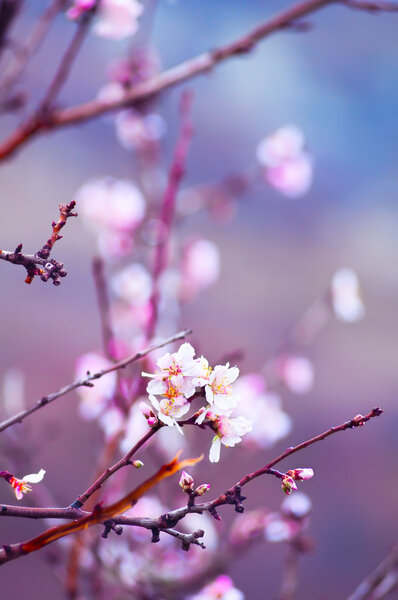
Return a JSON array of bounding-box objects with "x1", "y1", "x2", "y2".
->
[
  {"x1": 23, "y1": 469, "x2": 46, "y2": 484},
  {"x1": 209, "y1": 437, "x2": 221, "y2": 463}
]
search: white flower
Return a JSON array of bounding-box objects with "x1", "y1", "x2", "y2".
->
[
  {"x1": 209, "y1": 414, "x2": 252, "y2": 463},
  {"x1": 142, "y1": 342, "x2": 201, "y2": 397},
  {"x1": 257, "y1": 125, "x2": 305, "y2": 167},
  {"x1": 9, "y1": 469, "x2": 46, "y2": 500},
  {"x1": 331, "y1": 268, "x2": 365, "y2": 322},
  {"x1": 149, "y1": 390, "x2": 190, "y2": 434},
  {"x1": 205, "y1": 364, "x2": 240, "y2": 414},
  {"x1": 94, "y1": 0, "x2": 143, "y2": 40}
]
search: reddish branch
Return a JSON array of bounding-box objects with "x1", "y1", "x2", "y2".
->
[
  {"x1": 0, "y1": 200, "x2": 77, "y2": 285},
  {"x1": 146, "y1": 90, "x2": 194, "y2": 339},
  {"x1": 0, "y1": 328, "x2": 191, "y2": 434},
  {"x1": 0, "y1": 407, "x2": 382, "y2": 566},
  {"x1": 0, "y1": 0, "x2": 397, "y2": 161}
]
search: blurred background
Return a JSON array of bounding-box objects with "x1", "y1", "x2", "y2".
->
[{"x1": 0, "y1": 0, "x2": 397, "y2": 598}]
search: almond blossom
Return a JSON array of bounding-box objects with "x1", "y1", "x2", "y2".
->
[
  {"x1": 148, "y1": 388, "x2": 190, "y2": 434},
  {"x1": 188, "y1": 575, "x2": 244, "y2": 600},
  {"x1": 331, "y1": 268, "x2": 365, "y2": 322},
  {"x1": 208, "y1": 413, "x2": 252, "y2": 463},
  {"x1": 257, "y1": 125, "x2": 313, "y2": 198},
  {"x1": 142, "y1": 342, "x2": 201, "y2": 396},
  {"x1": 233, "y1": 374, "x2": 291, "y2": 448},
  {"x1": 93, "y1": 0, "x2": 143, "y2": 40},
  {"x1": 179, "y1": 238, "x2": 221, "y2": 301},
  {"x1": 201, "y1": 363, "x2": 240, "y2": 416},
  {"x1": 8, "y1": 469, "x2": 46, "y2": 500}
]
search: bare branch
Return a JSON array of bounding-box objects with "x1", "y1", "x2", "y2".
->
[
  {"x1": 0, "y1": 328, "x2": 192, "y2": 434},
  {"x1": 0, "y1": 200, "x2": 77, "y2": 285},
  {"x1": 1, "y1": 0, "x2": 396, "y2": 161}
]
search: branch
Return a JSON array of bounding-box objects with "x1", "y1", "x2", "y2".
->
[
  {"x1": 0, "y1": 200, "x2": 77, "y2": 285},
  {"x1": 1, "y1": 0, "x2": 396, "y2": 161},
  {"x1": 0, "y1": 409, "x2": 382, "y2": 567},
  {"x1": 0, "y1": 0, "x2": 67, "y2": 99},
  {"x1": 347, "y1": 542, "x2": 398, "y2": 600},
  {"x1": 0, "y1": 328, "x2": 191, "y2": 434},
  {"x1": 146, "y1": 90, "x2": 194, "y2": 339},
  {"x1": 0, "y1": 453, "x2": 202, "y2": 566}
]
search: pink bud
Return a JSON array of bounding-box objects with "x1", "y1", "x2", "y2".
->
[
  {"x1": 179, "y1": 470, "x2": 194, "y2": 493},
  {"x1": 139, "y1": 401, "x2": 151, "y2": 418},
  {"x1": 195, "y1": 483, "x2": 211, "y2": 496},
  {"x1": 281, "y1": 475, "x2": 298, "y2": 496},
  {"x1": 147, "y1": 416, "x2": 158, "y2": 428},
  {"x1": 287, "y1": 468, "x2": 314, "y2": 481}
]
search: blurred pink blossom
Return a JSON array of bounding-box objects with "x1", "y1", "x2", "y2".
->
[
  {"x1": 75, "y1": 177, "x2": 146, "y2": 233},
  {"x1": 282, "y1": 491, "x2": 312, "y2": 518},
  {"x1": 179, "y1": 238, "x2": 221, "y2": 300},
  {"x1": 93, "y1": 0, "x2": 143, "y2": 40},
  {"x1": 115, "y1": 110, "x2": 166, "y2": 150},
  {"x1": 275, "y1": 355, "x2": 315, "y2": 395},
  {"x1": 111, "y1": 263, "x2": 152, "y2": 305},
  {"x1": 75, "y1": 352, "x2": 117, "y2": 419},
  {"x1": 257, "y1": 125, "x2": 313, "y2": 197},
  {"x1": 234, "y1": 374, "x2": 292, "y2": 448},
  {"x1": 189, "y1": 575, "x2": 244, "y2": 600},
  {"x1": 331, "y1": 268, "x2": 365, "y2": 322},
  {"x1": 66, "y1": 0, "x2": 96, "y2": 21}
]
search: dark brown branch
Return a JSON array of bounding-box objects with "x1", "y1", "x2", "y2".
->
[
  {"x1": 0, "y1": 408, "x2": 382, "y2": 568},
  {"x1": 0, "y1": 200, "x2": 77, "y2": 285},
  {"x1": 0, "y1": 0, "x2": 396, "y2": 161},
  {"x1": 0, "y1": 328, "x2": 191, "y2": 434}
]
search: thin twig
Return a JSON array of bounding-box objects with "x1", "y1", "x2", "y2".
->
[
  {"x1": 347, "y1": 542, "x2": 398, "y2": 600},
  {"x1": 0, "y1": 200, "x2": 77, "y2": 285},
  {"x1": 0, "y1": 329, "x2": 191, "y2": 434},
  {"x1": 0, "y1": 0, "x2": 67, "y2": 97},
  {"x1": 1, "y1": 0, "x2": 397, "y2": 161}
]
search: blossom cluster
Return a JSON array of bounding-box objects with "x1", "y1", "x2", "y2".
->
[{"x1": 140, "y1": 342, "x2": 252, "y2": 462}]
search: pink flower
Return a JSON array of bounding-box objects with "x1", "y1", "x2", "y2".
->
[
  {"x1": 189, "y1": 575, "x2": 244, "y2": 600},
  {"x1": 275, "y1": 356, "x2": 314, "y2": 395},
  {"x1": 66, "y1": 0, "x2": 96, "y2": 20},
  {"x1": 111, "y1": 263, "x2": 152, "y2": 305},
  {"x1": 205, "y1": 363, "x2": 240, "y2": 414},
  {"x1": 75, "y1": 177, "x2": 146, "y2": 233},
  {"x1": 93, "y1": 0, "x2": 143, "y2": 40},
  {"x1": 233, "y1": 375, "x2": 291, "y2": 448},
  {"x1": 179, "y1": 238, "x2": 221, "y2": 301},
  {"x1": 142, "y1": 342, "x2": 201, "y2": 397},
  {"x1": 331, "y1": 268, "x2": 365, "y2": 322},
  {"x1": 149, "y1": 389, "x2": 190, "y2": 434},
  {"x1": 75, "y1": 353, "x2": 117, "y2": 419},
  {"x1": 287, "y1": 468, "x2": 314, "y2": 481},
  {"x1": 257, "y1": 125, "x2": 313, "y2": 198},
  {"x1": 115, "y1": 110, "x2": 166, "y2": 150},
  {"x1": 209, "y1": 414, "x2": 252, "y2": 463},
  {"x1": 9, "y1": 469, "x2": 46, "y2": 500}
]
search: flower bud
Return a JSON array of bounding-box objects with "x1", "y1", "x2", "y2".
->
[
  {"x1": 147, "y1": 416, "x2": 158, "y2": 427},
  {"x1": 281, "y1": 475, "x2": 297, "y2": 496},
  {"x1": 195, "y1": 483, "x2": 211, "y2": 496},
  {"x1": 139, "y1": 401, "x2": 152, "y2": 418},
  {"x1": 132, "y1": 460, "x2": 144, "y2": 469},
  {"x1": 179, "y1": 470, "x2": 194, "y2": 493},
  {"x1": 287, "y1": 468, "x2": 314, "y2": 481}
]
